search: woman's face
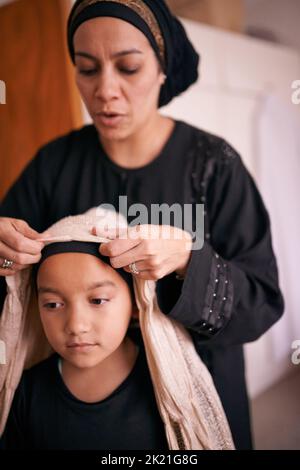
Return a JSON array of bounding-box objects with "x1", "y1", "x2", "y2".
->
[
  {"x1": 73, "y1": 17, "x2": 165, "y2": 140},
  {"x1": 37, "y1": 252, "x2": 133, "y2": 370}
]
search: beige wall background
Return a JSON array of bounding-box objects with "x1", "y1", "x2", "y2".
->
[{"x1": 0, "y1": 0, "x2": 82, "y2": 199}]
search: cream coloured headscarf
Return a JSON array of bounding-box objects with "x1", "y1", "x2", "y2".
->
[{"x1": 0, "y1": 207, "x2": 234, "y2": 450}]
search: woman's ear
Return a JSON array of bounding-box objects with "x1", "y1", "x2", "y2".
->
[
  {"x1": 131, "y1": 303, "x2": 139, "y2": 320},
  {"x1": 159, "y1": 73, "x2": 167, "y2": 85}
]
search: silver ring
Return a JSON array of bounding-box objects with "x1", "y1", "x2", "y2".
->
[
  {"x1": 129, "y1": 262, "x2": 139, "y2": 275},
  {"x1": 1, "y1": 259, "x2": 14, "y2": 270}
]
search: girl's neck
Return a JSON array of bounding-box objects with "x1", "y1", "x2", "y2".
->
[
  {"x1": 99, "y1": 114, "x2": 175, "y2": 169},
  {"x1": 61, "y1": 337, "x2": 138, "y2": 403}
]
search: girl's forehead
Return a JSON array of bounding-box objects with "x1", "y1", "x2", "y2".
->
[
  {"x1": 37, "y1": 252, "x2": 125, "y2": 288},
  {"x1": 38, "y1": 252, "x2": 107, "y2": 271}
]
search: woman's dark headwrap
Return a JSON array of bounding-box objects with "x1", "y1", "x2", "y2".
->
[{"x1": 67, "y1": 0, "x2": 200, "y2": 107}]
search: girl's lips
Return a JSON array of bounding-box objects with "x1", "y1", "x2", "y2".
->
[{"x1": 67, "y1": 343, "x2": 98, "y2": 352}]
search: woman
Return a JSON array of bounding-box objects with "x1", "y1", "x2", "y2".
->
[{"x1": 0, "y1": 0, "x2": 284, "y2": 449}]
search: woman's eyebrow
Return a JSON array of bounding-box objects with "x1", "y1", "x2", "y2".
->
[{"x1": 74, "y1": 48, "x2": 143, "y2": 61}]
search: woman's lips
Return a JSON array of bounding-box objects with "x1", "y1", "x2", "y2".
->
[{"x1": 95, "y1": 113, "x2": 125, "y2": 127}]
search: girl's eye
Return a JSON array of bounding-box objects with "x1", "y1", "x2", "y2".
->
[
  {"x1": 43, "y1": 302, "x2": 63, "y2": 309},
  {"x1": 90, "y1": 298, "x2": 108, "y2": 306}
]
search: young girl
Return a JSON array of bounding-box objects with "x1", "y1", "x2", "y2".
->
[{"x1": 1, "y1": 239, "x2": 168, "y2": 449}]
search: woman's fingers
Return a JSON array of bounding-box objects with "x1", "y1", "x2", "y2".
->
[
  {"x1": 0, "y1": 240, "x2": 42, "y2": 265},
  {"x1": 99, "y1": 237, "x2": 141, "y2": 259},
  {"x1": 94, "y1": 224, "x2": 192, "y2": 280},
  {"x1": 0, "y1": 257, "x2": 26, "y2": 276},
  {"x1": 123, "y1": 266, "x2": 165, "y2": 281},
  {"x1": 0, "y1": 218, "x2": 44, "y2": 255},
  {"x1": 104, "y1": 238, "x2": 153, "y2": 268},
  {"x1": 0, "y1": 218, "x2": 45, "y2": 277},
  {"x1": 12, "y1": 219, "x2": 43, "y2": 241}
]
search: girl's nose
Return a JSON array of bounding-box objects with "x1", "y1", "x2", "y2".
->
[{"x1": 64, "y1": 306, "x2": 90, "y2": 336}]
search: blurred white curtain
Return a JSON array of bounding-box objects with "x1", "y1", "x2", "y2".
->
[{"x1": 253, "y1": 94, "x2": 300, "y2": 361}]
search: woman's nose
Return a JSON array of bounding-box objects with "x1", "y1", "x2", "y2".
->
[
  {"x1": 94, "y1": 69, "x2": 120, "y2": 102},
  {"x1": 64, "y1": 306, "x2": 90, "y2": 336}
]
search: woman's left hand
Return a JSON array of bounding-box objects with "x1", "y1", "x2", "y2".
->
[{"x1": 92, "y1": 224, "x2": 192, "y2": 280}]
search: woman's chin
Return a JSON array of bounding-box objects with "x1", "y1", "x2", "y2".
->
[{"x1": 95, "y1": 123, "x2": 131, "y2": 142}]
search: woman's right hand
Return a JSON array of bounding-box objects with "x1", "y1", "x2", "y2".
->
[{"x1": 0, "y1": 218, "x2": 45, "y2": 276}]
